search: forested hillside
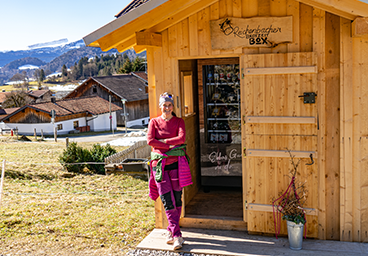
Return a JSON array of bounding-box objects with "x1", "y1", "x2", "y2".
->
[
  {"x1": 59, "y1": 52, "x2": 145, "y2": 81},
  {"x1": 0, "y1": 40, "x2": 145, "y2": 84}
]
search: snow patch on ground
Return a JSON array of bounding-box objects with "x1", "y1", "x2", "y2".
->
[
  {"x1": 102, "y1": 131, "x2": 147, "y2": 146},
  {"x1": 50, "y1": 84, "x2": 79, "y2": 91}
]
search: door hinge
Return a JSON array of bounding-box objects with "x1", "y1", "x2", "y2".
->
[{"x1": 245, "y1": 200, "x2": 248, "y2": 210}]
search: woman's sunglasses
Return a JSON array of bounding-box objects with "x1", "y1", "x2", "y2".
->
[{"x1": 160, "y1": 93, "x2": 173, "y2": 98}]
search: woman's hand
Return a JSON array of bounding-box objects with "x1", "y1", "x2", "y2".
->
[{"x1": 159, "y1": 139, "x2": 174, "y2": 148}]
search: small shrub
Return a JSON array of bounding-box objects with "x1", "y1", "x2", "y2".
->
[
  {"x1": 59, "y1": 142, "x2": 91, "y2": 173},
  {"x1": 59, "y1": 142, "x2": 116, "y2": 175},
  {"x1": 89, "y1": 144, "x2": 117, "y2": 174}
]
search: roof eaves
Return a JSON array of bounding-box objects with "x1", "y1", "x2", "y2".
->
[
  {"x1": 63, "y1": 77, "x2": 94, "y2": 99},
  {"x1": 83, "y1": 0, "x2": 169, "y2": 47},
  {"x1": 131, "y1": 72, "x2": 148, "y2": 83},
  {"x1": 115, "y1": 0, "x2": 151, "y2": 18},
  {"x1": 296, "y1": 0, "x2": 368, "y2": 20},
  {"x1": 92, "y1": 77, "x2": 126, "y2": 100},
  {"x1": 0, "y1": 105, "x2": 35, "y2": 121},
  {"x1": 53, "y1": 102, "x2": 76, "y2": 115}
]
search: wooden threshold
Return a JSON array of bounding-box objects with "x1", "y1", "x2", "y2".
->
[
  {"x1": 180, "y1": 215, "x2": 247, "y2": 231},
  {"x1": 244, "y1": 66, "x2": 317, "y2": 75},
  {"x1": 246, "y1": 149, "x2": 317, "y2": 159},
  {"x1": 245, "y1": 116, "x2": 316, "y2": 124}
]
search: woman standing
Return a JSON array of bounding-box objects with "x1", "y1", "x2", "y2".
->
[{"x1": 147, "y1": 92, "x2": 192, "y2": 250}]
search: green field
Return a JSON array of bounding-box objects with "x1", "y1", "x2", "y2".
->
[{"x1": 0, "y1": 136, "x2": 155, "y2": 255}]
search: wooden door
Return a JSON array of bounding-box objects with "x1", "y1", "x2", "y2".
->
[{"x1": 241, "y1": 52, "x2": 319, "y2": 238}]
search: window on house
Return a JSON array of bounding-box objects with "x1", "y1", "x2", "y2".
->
[
  {"x1": 181, "y1": 71, "x2": 194, "y2": 116},
  {"x1": 93, "y1": 86, "x2": 97, "y2": 93},
  {"x1": 73, "y1": 121, "x2": 79, "y2": 129},
  {"x1": 57, "y1": 124, "x2": 63, "y2": 130}
]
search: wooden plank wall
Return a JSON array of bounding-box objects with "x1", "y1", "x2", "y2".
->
[
  {"x1": 340, "y1": 17, "x2": 354, "y2": 242},
  {"x1": 160, "y1": 0, "x2": 316, "y2": 59},
  {"x1": 354, "y1": 34, "x2": 368, "y2": 243},
  {"x1": 146, "y1": 0, "x2": 368, "y2": 241},
  {"x1": 341, "y1": 23, "x2": 368, "y2": 242}
]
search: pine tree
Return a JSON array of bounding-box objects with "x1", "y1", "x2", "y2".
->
[
  {"x1": 77, "y1": 59, "x2": 84, "y2": 79},
  {"x1": 132, "y1": 57, "x2": 145, "y2": 72},
  {"x1": 62, "y1": 64, "x2": 68, "y2": 77},
  {"x1": 40, "y1": 69, "x2": 45, "y2": 82},
  {"x1": 119, "y1": 58, "x2": 133, "y2": 74}
]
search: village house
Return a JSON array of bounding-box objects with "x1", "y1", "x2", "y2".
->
[
  {"x1": 64, "y1": 72, "x2": 149, "y2": 127},
  {"x1": 0, "y1": 89, "x2": 53, "y2": 109},
  {"x1": 0, "y1": 95, "x2": 121, "y2": 135},
  {"x1": 26, "y1": 89, "x2": 53, "y2": 103},
  {"x1": 83, "y1": 0, "x2": 368, "y2": 243}
]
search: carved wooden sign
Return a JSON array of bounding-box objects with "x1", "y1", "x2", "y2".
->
[{"x1": 210, "y1": 16, "x2": 293, "y2": 49}]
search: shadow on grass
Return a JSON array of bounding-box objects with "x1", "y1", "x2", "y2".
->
[
  {"x1": 5, "y1": 169, "x2": 57, "y2": 181},
  {"x1": 5, "y1": 169, "x2": 32, "y2": 180}
]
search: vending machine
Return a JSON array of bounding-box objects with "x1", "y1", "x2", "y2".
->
[{"x1": 199, "y1": 61, "x2": 242, "y2": 187}]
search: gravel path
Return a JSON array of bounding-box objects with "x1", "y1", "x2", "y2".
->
[{"x1": 127, "y1": 249, "x2": 221, "y2": 256}]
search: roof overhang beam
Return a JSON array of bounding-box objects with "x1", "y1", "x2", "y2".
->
[
  {"x1": 352, "y1": 17, "x2": 368, "y2": 37},
  {"x1": 83, "y1": 0, "x2": 169, "y2": 48},
  {"x1": 84, "y1": 0, "x2": 217, "y2": 52},
  {"x1": 296, "y1": 0, "x2": 368, "y2": 20}
]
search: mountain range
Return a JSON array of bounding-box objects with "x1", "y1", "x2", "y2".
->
[{"x1": 0, "y1": 40, "x2": 143, "y2": 84}]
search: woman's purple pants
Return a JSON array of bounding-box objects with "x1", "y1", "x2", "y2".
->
[{"x1": 153, "y1": 168, "x2": 182, "y2": 238}]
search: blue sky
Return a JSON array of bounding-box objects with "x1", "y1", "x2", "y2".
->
[
  {"x1": 0, "y1": 0, "x2": 132, "y2": 51},
  {"x1": 2, "y1": 0, "x2": 368, "y2": 52}
]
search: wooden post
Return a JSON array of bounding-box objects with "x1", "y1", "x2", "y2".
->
[
  {"x1": 109, "y1": 95, "x2": 112, "y2": 132},
  {"x1": 0, "y1": 160, "x2": 6, "y2": 210},
  {"x1": 34, "y1": 128, "x2": 37, "y2": 141},
  {"x1": 41, "y1": 129, "x2": 44, "y2": 140},
  {"x1": 54, "y1": 127, "x2": 57, "y2": 142},
  {"x1": 66, "y1": 137, "x2": 69, "y2": 148}
]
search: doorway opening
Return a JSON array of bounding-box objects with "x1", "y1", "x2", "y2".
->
[{"x1": 179, "y1": 58, "x2": 243, "y2": 221}]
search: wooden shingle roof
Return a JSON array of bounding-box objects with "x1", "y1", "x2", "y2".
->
[
  {"x1": 91, "y1": 74, "x2": 148, "y2": 102},
  {"x1": 29, "y1": 102, "x2": 72, "y2": 116},
  {"x1": 0, "y1": 96, "x2": 122, "y2": 121},
  {"x1": 27, "y1": 90, "x2": 50, "y2": 99},
  {"x1": 56, "y1": 96, "x2": 121, "y2": 115},
  {"x1": 131, "y1": 71, "x2": 148, "y2": 82},
  {"x1": 0, "y1": 107, "x2": 19, "y2": 120}
]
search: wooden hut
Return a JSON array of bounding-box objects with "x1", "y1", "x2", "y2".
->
[
  {"x1": 64, "y1": 74, "x2": 149, "y2": 127},
  {"x1": 83, "y1": 0, "x2": 368, "y2": 242}
]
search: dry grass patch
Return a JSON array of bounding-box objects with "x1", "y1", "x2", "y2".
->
[{"x1": 0, "y1": 137, "x2": 155, "y2": 255}]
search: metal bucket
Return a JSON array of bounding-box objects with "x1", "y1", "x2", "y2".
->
[{"x1": 286, "y1": 220, "x2": 304, "y2": 250}]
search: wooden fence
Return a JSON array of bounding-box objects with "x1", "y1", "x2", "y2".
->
[{"x1": 104, "y1": 140, "x2": 151, "y2": 164}]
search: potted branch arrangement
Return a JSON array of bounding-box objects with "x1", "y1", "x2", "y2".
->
[{"x1": 272, "y1": 149, "x2": 307, "y2": 250}]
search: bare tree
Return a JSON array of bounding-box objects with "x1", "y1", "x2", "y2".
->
[{"x1": 2, "y1": 90, "x2": 32, "y2": 108}]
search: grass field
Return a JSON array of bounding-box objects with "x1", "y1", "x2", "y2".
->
[{"x1": 0, "y1": 136, "x2": 155, "y2": 255}]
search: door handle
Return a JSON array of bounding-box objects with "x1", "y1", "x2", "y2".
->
[{"x1": 306, "y1": 153, "x2": 314, "y2": 165}]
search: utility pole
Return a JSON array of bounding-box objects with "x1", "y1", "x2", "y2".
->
[
  {"x1": 109, "y1": 95, "x2": 112, "y2": 133},
  {"x1": 121, "y1": 98, "x2": 127, "y2": 134}
]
